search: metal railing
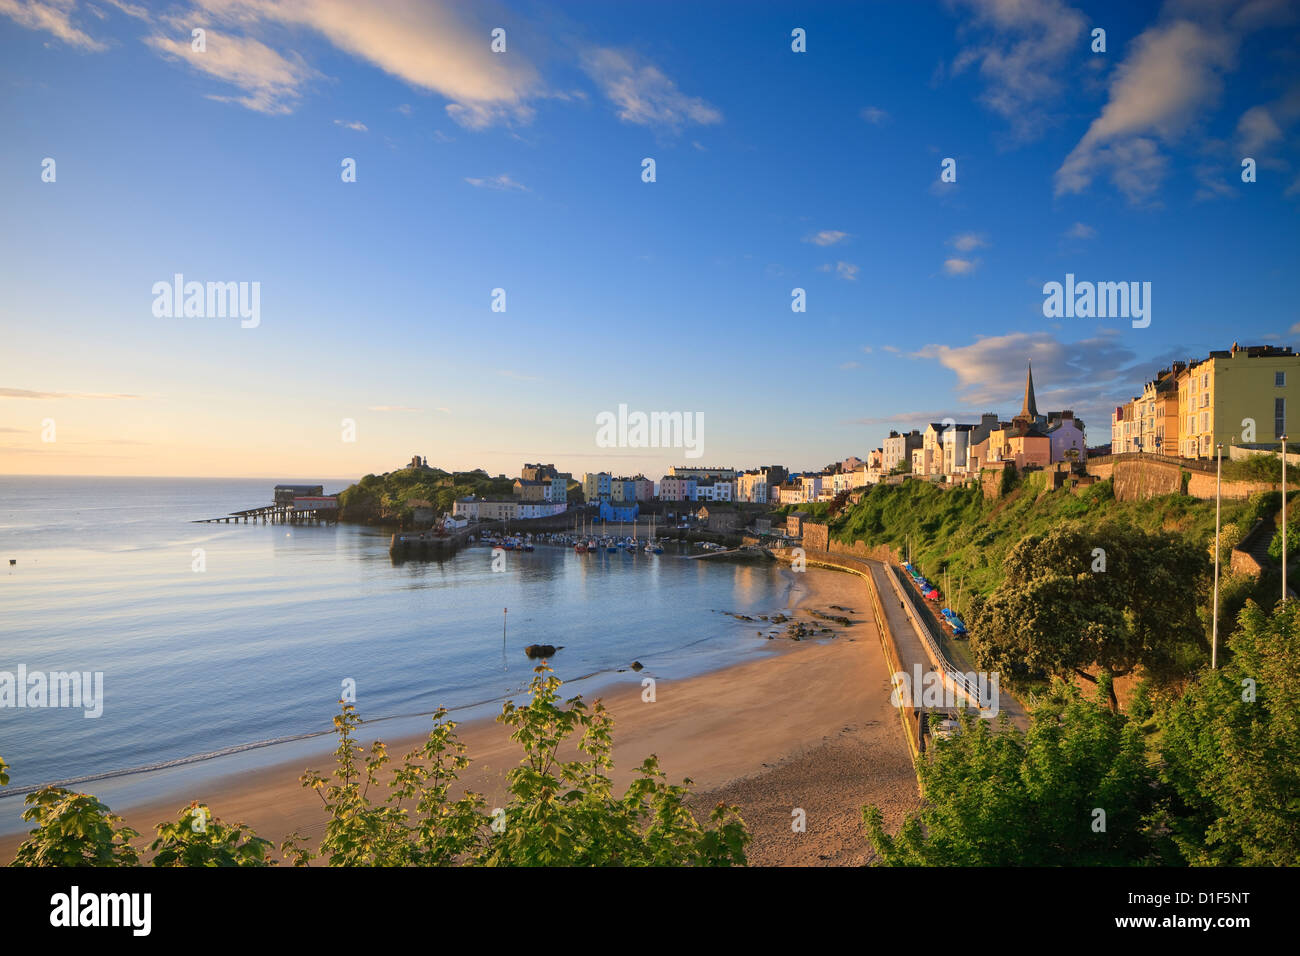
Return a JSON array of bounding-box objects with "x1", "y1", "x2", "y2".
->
[{"x1": 888, "y1": 565, "x2": 983, "y2": 707}]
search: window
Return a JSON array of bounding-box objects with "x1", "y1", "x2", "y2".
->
[
  {"x1": 1277, "y1": 371, "x2": 1287, "y2": 387},
  {"x1": 1276, "y1": 397, "x2": 1286, "y2": 439},
  {"x1": 1202, "y1": 373, "x2": 1209, "y2": 389},
  {"x1": 1201, "y1": 412, "x2": 1209, "y2": 432}
]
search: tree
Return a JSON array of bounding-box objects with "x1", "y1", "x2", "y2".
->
[
  {"x1": 863, "y1": 678, "x2": 1163, "y2": 865},
  {"x1": 970, "y1": 523, "x2": 1208, "y2": 706},
  {"x1": 11, "y1": 788, "x2": 141, "y2": 866},
  {"x1": 1157, "y1": 599, "x2": 1300, "y2": 865},
  {"x1": 150, "y1": 804, "x2": 275, "y2": 866}
]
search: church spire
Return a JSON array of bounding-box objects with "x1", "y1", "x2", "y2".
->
[{"x1": 1021, "y1": 362, "x2": 1039, "y2": 421}]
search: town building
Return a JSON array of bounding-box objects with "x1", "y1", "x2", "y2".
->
[
  {"x1": 1046, "y1": 410, "x2": 1088, "y2": 462},
  {"x1": 1177, "y1": 345, "x2": 1300, "y2": 458},
  {"x1": 658, "y1": 474, "x2": 698, "y2": 502},
  {"x1": 513, "y1": 478, "x2": 549, "y2": 502},
  {"x1": 697, "y1": 504, "x2": 741, "y2": 532},
  {"x1": 453, "y1": 497, "x2": 479, "y2": 520},
  {"x1": 582, "y1": 472, "x2": 612, "y2": 502},
  {"x1": 668, "y1": 465, "x2": 736, "y2": 482},
  {"x1": 695, "y1": 480, "x2": 734, "y2": 502},
  {"x1": 882, "y1": 430, "x2": 923, "y2": 473},
  {"x1": 598, "y1": 499, "x2": 639, "y2": 523},
  {"x1": 274, "y1": 484, "x2": 324, "y2": 507}
]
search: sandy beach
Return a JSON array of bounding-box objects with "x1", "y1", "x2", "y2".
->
[{"x1": 0, "y1": 564, "x2": 919, "y2": 866}]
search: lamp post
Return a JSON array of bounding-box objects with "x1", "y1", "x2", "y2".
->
[{"x1": 1213, "y1": 444, "x2": 1222, "y2": 669}]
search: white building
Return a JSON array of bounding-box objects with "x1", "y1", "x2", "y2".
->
[{"x1": 695, "y1": 480, "x2": 734, "y2": 502}]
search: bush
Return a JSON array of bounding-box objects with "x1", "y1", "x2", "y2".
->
[{"x1": 7, "y1": 667, "x2": 749, "y2": 867}]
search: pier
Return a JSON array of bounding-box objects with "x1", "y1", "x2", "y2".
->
[
  {"x1": 193, "y1": 484, "x2": 339, "y2": 525},
  {"x1": 194, "y1": 505, "x2": 338, "y2": 525}
]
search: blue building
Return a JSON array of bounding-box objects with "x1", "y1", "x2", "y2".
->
[{"x1": 599, "y1": 500, "x2": 639, "y2": 523}]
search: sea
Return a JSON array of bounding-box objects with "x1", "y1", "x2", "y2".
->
[{"x1": 0, "y1": 476, "x2": 795, "y2": 828}]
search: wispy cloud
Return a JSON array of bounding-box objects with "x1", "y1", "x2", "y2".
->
[
  {"x1": 496, "y1": 369, "x2": 541, "y2": 382},
  {"x1": 839, "y1": 361, "x2": 861, "y2": 370},
  {"x1": 818, "y1": 261, "x2": 860, "y2": 281},
  {"x1": 860, "y1": 105, "x2": 890, "y2": 124},
  {"x1": 465, "y1": 173, "x2": 528, "y2": 191},
  {"x1": 182, "y1": 0, "x2": 541, "y2": 127},
  {"x1": 333, "y1": 118, "x2": 367, "y2": 131},
  {"x1": 0, "y1": 387, "x2": 142, "y2": 400},
  {"x1": 1051, "y1": 7, "x2": 1290, "y2": 203},
  {"x1": 580, "y1": 47, "x2": 721, "y2": 131},
  {"x1": 943, "y1": 257, "x2": 978, "y2": 276},
  {"x1": 948, "y1": 0, "x2": 1086, "y2": 141},
  {"x1": 804, "y1": 230, "x2": 850, "y2": 246},
  {"x1": 144, "y1": 26, "x2": 318, "y2": 115},
  {"x1": 0, "y1": 0, "x2": 106, "y2": 50},
  {"x1": 912, "y1": 330, "x2": 1182, "y2": 426},
  {"x1": 1064, "y1": 221, "x2": 1096, "y2": 239},
  {"x1": 948, "y1": 232, "x2": 987, "y2": 252}
]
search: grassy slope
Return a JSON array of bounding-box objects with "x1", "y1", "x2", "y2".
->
[{"x1": 831, "y1": 474, "x2": 1280, "y2": 643}]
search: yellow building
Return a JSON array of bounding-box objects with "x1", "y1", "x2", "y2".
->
[{"x1": 1177, "y1": 345, "x2": 1300, "y2": 458}]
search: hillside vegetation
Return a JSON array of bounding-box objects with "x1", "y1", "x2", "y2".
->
[
  {"x1": 831, "y1": 473, "x2": 1281, "y2": 647},
  {"x1": 337, "y1": 467, "x2": 516, "y2": 524}
]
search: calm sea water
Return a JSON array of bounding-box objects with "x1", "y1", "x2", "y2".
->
[{"x1": 0, "y1": 477, "x2": 790, "y2": 796}]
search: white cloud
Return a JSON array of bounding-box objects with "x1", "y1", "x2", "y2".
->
[
  {"x1": 839, "y1": 361, "x2": 861, "y2": 370},
  {"x1": 948, "y1": 232, "x2": 987, "y2": 252},
  {"x1": 912, "y1": 330, "x2": 1180, "y2": 427},
  {"x1": 818, "y1": 261, "x2": 860, "y2": 281},
  {"x1": 943, "y1": 257, "x2": 978, "y2": 276},
  {"x1": 0, "y1": 0, "x2": 106, "y2": 50},
  {"x1": 860, "y1": 105, "x2": 890, "y2": 124},
  {"x1": 334, "y1": 119, "x2": 367, "y2": 131},
  {"x1": 948, "y1": 0, "x2": 1086, "y2": 140},
  {"x1": 145, "y1": 27, "x2": 318, "y2": 115},
  {"x1": 580, "y1": 47, "x2": 721, "y2": 131},
  {"x1": 464, "y1": 173, "x2": 528, "y2": 191},
  {"x1": 1064, "y1": 221, "x2": 1097, "y2": 239},
  {"x1": 1055, "y1": 19, "x2": 1238, "y2": 202},
  {"x1": 185, "y1": 0, "x2": 540, "y2": 126},
  {"x1": 805, "y1": 230, "x2": 850, "y2": 246}
]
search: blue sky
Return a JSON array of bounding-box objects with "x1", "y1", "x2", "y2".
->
[{"x1": 1, "y1": 0, "x2": 1298, "y2": 479}]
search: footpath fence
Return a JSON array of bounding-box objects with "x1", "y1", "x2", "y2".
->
[{"x1": 886, "y1": 565, "x2": 984, "y2": 709}]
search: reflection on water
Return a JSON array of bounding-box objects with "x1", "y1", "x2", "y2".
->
[{"x1": 0, "y1": 477, "x2": 790, "y2": 791}]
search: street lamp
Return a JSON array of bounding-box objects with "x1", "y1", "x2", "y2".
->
[{"x1": 1213, "y1": 444, "x2": 1221, "y2": 669}]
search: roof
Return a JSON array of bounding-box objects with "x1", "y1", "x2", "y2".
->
[
  {"x1": 1021, "y1": 363, "x2": 1040, "y2": 420},
  {"x1": 275, "y1": 484, "x2": 322, "y2": 491}
]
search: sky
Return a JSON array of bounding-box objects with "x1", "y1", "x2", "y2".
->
[{"x1": 1, "y1": 0, "x2": 1298, "y2": 481}]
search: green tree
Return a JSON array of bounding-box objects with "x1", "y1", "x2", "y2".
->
[
  {"x1": 863, "y1": 678, "x2": 1163, "y2": 865},
  {"x1": 11, "y1": 788, "x2": 141, "y2": 867},
  {"x1": 1157, "y1": 599, "x2": 1300, "y2": 865},
  {"x1": 150, "y1": 803, "x2": 275, "y2": 866},
  {"x1": 970, "y1": 523, "x2": 1208, "y2": 706}
]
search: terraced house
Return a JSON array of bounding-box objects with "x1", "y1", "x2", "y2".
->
[{"x1": 1177, "y1": 344, "x2": 1300, "y2": 458}]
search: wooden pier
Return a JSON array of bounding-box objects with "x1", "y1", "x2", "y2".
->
[{"x1": 194, "y1": 505, "x2": 338, "y2": 525}]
